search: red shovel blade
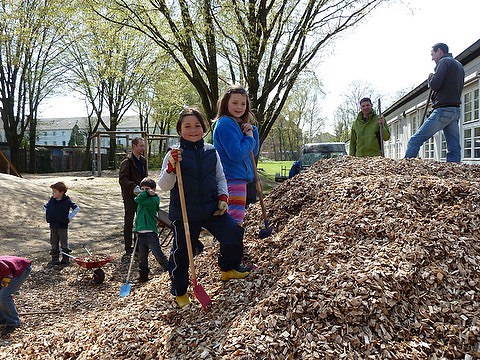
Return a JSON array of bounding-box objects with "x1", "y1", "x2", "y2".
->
[{"x1": 192, "y1": 280, "x2": 211, "y2": 310}]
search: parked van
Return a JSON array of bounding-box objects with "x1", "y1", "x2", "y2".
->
[
  {"x1": 300, "y1": 142, "x2": 347, "y2": 170},
  {"x1": 277, "y1": 142, "x2": 347, "y2": 182}
]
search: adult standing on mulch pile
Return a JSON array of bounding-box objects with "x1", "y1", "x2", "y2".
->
[
  {"x1": 119, "y1": 137, "x2": 148, "y2": 256},
  {"x1": 349, "y1": 97, "x2": 390, "y2": 157},
  {"x1": 405, "y1": 42, "x2": 465, "y2": 162}
]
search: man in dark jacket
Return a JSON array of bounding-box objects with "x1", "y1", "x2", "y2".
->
[
  {"x1": 119, "y1": 137, "x2": 148, "y2": 255},
  {"x1": 405, "y1": 43, "x2": 465, "y2": 162}
]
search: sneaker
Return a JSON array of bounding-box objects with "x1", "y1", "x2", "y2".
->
[
  {"x1": 193, "y1": 240, "x2": 204, "y2": 257},
  {"x1": 175, "y1": 293, "x2": 191, "y2": 308},
  {"x1": 47, "y1": 259, "x2": 60, "y2": 268},
  {"x1": 159, "y1": 257, "x2": 169, "y2": 272},
  {"x1": 0, "y1": 324, "x2": 17, "y2": 335},
  {"x1": 138, "y1": 269, "x2": 149, "y2": 283},
  {"x1": 221, "y1": 264, "x2": 250, "y2": 281}
]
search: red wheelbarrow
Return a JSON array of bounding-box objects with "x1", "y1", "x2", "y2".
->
[{"x1": 61, "y1": 249, "x2": 113, "y2": 284}]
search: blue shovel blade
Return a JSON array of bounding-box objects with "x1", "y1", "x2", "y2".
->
[{"x1": 119, "y1": 281, "x2": 131, "y2": 297}]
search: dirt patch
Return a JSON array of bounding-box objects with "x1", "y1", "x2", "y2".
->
[{"x1": 0, "y1": 170, "x2": 168, "y2": 258}]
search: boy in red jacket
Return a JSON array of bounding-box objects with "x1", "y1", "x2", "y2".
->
[{"x1": 0, "y1": 256, "x2": 31, "y2": 334}]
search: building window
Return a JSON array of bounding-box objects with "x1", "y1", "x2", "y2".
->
[
  {"x1": 411, "y1": 115, "x2": 418, "y2": 134},
  {"x1": 441, "y1": 134, "x2": 446, "y2": 159},
  {"x1": 464, "y1": 128, "x2": 472, "y2": 158},
  {"x1": 463, "y1": 127, "x2": 480, "y2": 159},
  {"x1": 52, "y1": 131, "x2": 56, "y2": 136},
  {"x1": 475, "y1": 127, "x2": 480, "y2": 158},
  {"x1": 424, "y1": 138, "x2": 435, "y2": 159},
  {"x1": 464, "y1": 89, "x2": 479, "y2": 123},
  {"x1": 63, "y1": 141, "x2": 66, "y2": 146},
  {"x1": 44, "y1": 141, "x2": 47, "y2": 145},
  {"x1": 53, "y1": 141, "x2": 57, "y2": 145},
  {"x1": 44, "y1": 132, "x2": 47, "y2": 136}
]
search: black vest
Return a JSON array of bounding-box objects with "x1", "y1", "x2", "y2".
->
[
  {"x1": 45, "y1": 195, "x2": 74, "y2": 228},
  {"x1": 169, "y1": 138, "x2": 218, "y2": 221}
]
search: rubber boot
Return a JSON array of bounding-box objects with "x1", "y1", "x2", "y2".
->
[
  {"x1": 175, "y1": 293, "x2": 191, "y2": 308},
  {"x1": 221, "y1": 264, "x2": 250, "y2": 281}
]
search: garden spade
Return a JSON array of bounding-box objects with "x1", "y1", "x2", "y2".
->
[
  {"x1": 176, "y1": 161, "x2": 212, "y2": 310},
  {"x1": 377, "y1": 99, "x2": 385, "y2": 157},
  {"x1": 420, "y1": 88, "x2": 433, "y2": 126},
  {"x1": 119, "y1": 237, "x2": 139, "y2": 297},
  {"x1": 250, "y1": 152, "x2": 273, "y2": 238}
]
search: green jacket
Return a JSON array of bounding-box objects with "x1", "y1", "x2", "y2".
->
[
  {"x1": 349, "y1": 109, "x2": 390, "y2": 157},
  {"x1": 134, "y1": 190, "x2": 159, "y2": 234}
]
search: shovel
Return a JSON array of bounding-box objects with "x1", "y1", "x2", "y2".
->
[
  {"x1": 377, "y1": 99, "x2": 385, "y2": 157},
  {"x1": 119, "y1": 237, "x2": 139, "y2": 297},
  {"x1": 420, "y1": 88, "x2": 433, "y2": 127},
  {"x1": 250, "y1": 152, "x2": 273, "y2": 238},
  {"x1": 176, "y1": 161, "x2": 212, "y2": 310}
]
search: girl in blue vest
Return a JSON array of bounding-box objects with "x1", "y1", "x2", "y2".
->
[
  {"x1": 213, "y1": 85, "x2": 259, "y2": 225},
  {"x1": 158, "y1": 108, "x2": 250, "y2": 308}
]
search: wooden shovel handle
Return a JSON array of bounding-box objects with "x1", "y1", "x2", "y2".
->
[
  {"x1": 250, "y1": 152, "x2": 268, "y2": 221},
  {"x1": 377, "y1": 99, "x2": 384, "y2": 157},
  {"x1": 176, "y1": 161, "x2": 197, "y2": 282},
  {"x1": 420, "y1": 88, "x2": 433, "y2": 127}
]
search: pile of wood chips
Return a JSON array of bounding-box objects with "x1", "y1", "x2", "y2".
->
[{"x1": 1, "y1": 156, "x2": 479, "y2": 359}]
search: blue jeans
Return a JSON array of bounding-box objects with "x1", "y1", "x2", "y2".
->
[
  {"x1": 0, "y1": 265, "x2": 31, "y2": 326},
  {"x1": 405, "y1": 107, "x2": 461, "y2": 162}
]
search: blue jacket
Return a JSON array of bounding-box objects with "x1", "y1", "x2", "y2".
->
[
  {"x1": 169, "y1": 138, "x2": 219, "y2": 221},
  {"x1": 213, "y1": 116, "x2": 259, "y2": 182},
  {"x1": 45, "y1": 195, "x2": 78, "y2": 229}
]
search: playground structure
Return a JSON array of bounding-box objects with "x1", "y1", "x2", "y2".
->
[
  {"x1": 0, "y1": 149, "x2": 22, "y2": 177},
  {"x1": 90, "y1": 131, "x2": 178, "y2": 176}
]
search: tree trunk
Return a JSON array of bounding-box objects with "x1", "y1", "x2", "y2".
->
[
  {"x1": 28, "y1": 115, "x2": 37, "y2": 173},
  {"x1": 1, "y1": 104, "x2": 22, "y2": 170},
  {"x1": 83, "y1": 135, "x2": 93, "y2": 171}
]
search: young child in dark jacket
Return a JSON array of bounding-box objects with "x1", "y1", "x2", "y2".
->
[
  {"x1": 44, "y1": 182, "x2": 79, "y2": 267},
  {"x1": 158, "y1": 108, "x2": 250, "y2": 309},
  {"x1": 134, "y1": 177, "x2": 169, "y2": 283}
]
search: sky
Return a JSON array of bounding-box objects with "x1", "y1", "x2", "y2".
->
[
  {"x1": 39, "y1": 0, "x2": 480, "y2": 133},
  {"x1": 317, "y1": 0, "x2": 480, "y2": 132}
]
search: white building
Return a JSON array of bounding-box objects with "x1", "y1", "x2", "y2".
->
[
  {"x1": 384, "y1": 39, "x2": 480, "y2": 163},
  {"x1": 35, "y1": 115, "x2": 145, "y2": 148},
  {"x1": 0, "y1": 115, "x2": 146, "y2": 147}
]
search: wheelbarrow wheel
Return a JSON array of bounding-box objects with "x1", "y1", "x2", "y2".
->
[{"x1": 93, "y1": 268, "x2": 105, "y2": 284}]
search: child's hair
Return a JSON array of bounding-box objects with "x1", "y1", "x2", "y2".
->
[
  {"x1": 176, "y1": 107, "x2": 208, "y2": 134},
  {"x1": 140, "y1": 177, "x2": 156, "y2": 190},
  {"x1": 50, "y1": 181, "x2": 67, "y2": 193},
  {"x1": 216, "y1": 84, "x2": 252, "y2": 124}
]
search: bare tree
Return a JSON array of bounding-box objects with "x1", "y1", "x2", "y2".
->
[
  {"x1": 0, "y1": 0, "x2": 72, "y2": 171},
  {"x1": 91, "y1": 0, "x2": 387, "y2": 147},
  {"x1": 65, "y1": 7, "x2": 162, "y2": 168}
]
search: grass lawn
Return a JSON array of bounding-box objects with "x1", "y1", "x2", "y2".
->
[{"x1": 258, "y1": 160, "x2": 293, "y2": 181}]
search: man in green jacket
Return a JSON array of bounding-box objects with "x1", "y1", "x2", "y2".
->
[{"x1": 349, "y1": 97, "x2": 390, "y2": 157}]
